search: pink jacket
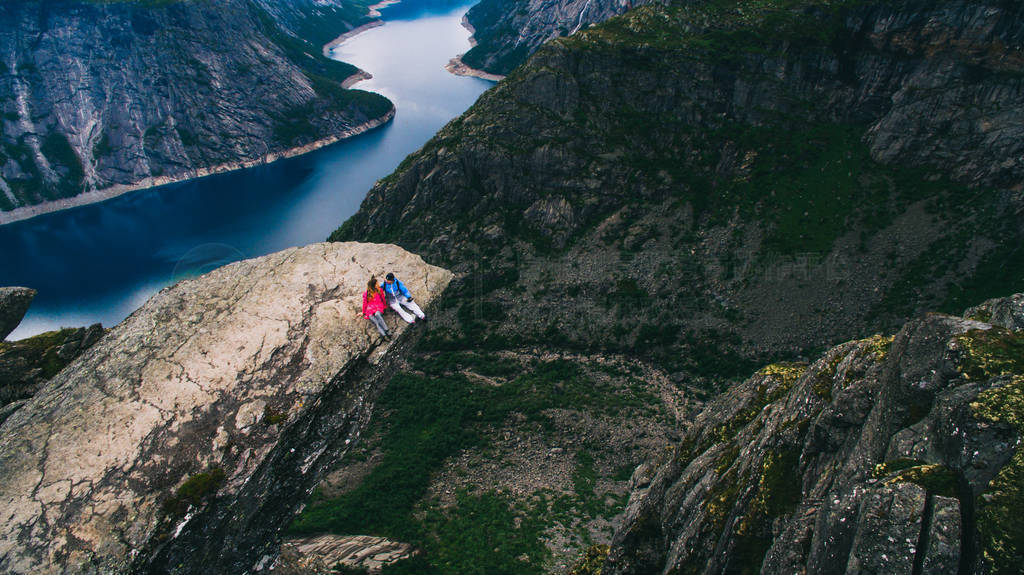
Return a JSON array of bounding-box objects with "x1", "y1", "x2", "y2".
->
[{"x1": 362, "y1": 289, "x2": 387, "y2": 318}]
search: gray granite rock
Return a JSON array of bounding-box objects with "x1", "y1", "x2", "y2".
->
[
  {"x1": 462, "y1": 0, "x2": 668, "y2": 75},
  {"x1": 965, "y1": 293, "x2": 1024, "y2": 331},
  {"x1": 0, "y1": 242, "x2": 452, "y2": 575}
]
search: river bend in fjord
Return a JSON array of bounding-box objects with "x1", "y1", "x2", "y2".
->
[{"x1": 0, "y1": 1, "x2": 491, "y2": 339}]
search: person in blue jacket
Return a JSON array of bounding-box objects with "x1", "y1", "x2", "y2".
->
[{"x1": 383, "y1": 272, "x2": 426, "y2": 324}]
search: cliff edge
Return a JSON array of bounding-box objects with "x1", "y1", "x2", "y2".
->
[
  {"x1": 604, "y1": 294, "x2": 1024, "y2": 574},
  {"x1": 0, "y1": 242, "x2": 452, "y2": 574}
]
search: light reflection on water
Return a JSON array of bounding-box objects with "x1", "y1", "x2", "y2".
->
[{"x1": 0, "y1": 1, "x2": 491, "y2": 340}]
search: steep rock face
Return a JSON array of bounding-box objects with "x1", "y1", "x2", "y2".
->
[
  {"x1": 0, "y1": 0, "x2": 392, "y2": 220},
  {"x1": 0, "y1": 286, "x2": 34, "y2": 340},
  {"x1": 335, "y1": 0, "x2": 1024, "y2": 379},
  {"x1": 0, "y1": 323, "x2": 104, "y2": 414},
  {"x1": 603, "y1": 295, "x2": 1024, "y2": 574},
  {"x1": 0, "y1": 242, "x2": 452, "y2": 575},
  {"x1": 462, "y1": 0, "x2": 666, "y2": 75}
]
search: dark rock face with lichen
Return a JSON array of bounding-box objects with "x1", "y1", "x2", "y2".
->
[
  {"x1": 602, "y1": 294, "x2": 1024, "y2": 574},
  {"x1": 0, "y1": 287, "x2": 34, "y2": 340},
  {"x1": 0, "y1": 0, "x2": 392, "y2": 219},
  {"x1": 334, "y1": 0, "x2": 1024, "y2": 385},
  {"x1": 0, "y1": 323, "x2": 104, "y2": 423}
]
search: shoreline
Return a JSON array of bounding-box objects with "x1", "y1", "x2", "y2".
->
[
  {"x1": 0, "y1": 0, "x2": 493, "y2": 227},
  {"x1": 445, "y1": 15, "x2": 506, "y2": 82},
  {"x1": 445, "y1": 56, "x2": 505, "y2": 82},
  {"x1": 321, "y1": 0, "x2": 401, "y2": 55},
  {"x1": 322, "y1": 20, "x2": 384, "y2": 56},
  {"x1": 0, "y1": 108, "x2": 395, "y2": 227}
]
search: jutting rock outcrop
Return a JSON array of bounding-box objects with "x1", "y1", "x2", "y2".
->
[
  {"x1": 604, "y1": 294, "x2": 1024, "y2": 574},
  {"x1": 0, "y1": 242, "x2": 452, "y2": 574}
]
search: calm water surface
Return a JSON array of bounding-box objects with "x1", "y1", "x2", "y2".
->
[{"x1": 0, "y1": 1, "x2": 491, "y2": 339}]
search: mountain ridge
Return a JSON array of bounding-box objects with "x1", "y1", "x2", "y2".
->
[{"x1": 332, "y1": 0, "x2": 1024, "y2": 384}]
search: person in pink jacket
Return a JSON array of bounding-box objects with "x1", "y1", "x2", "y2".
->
[{"x1": 362, "y1": 276, "x2": 391, "y2": 339}]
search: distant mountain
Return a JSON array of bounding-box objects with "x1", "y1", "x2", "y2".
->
[
  {"x1": 333, "y1": 0, "x2": 1024, "y2": 386},
  {"x1": 462, "y1": 0, "x2": 666, "y2": 75},
  {"x1": 0, "y1": 0, "x2": 392, "y2": 219}
]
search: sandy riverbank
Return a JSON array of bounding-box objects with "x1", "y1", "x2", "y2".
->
[
  {"x1": 321, "y1": 0, "x2": 403, "y2": 56},
  {"x1": 445, "y1": 56, "x2": 505, "y2": 81},
  {"x1": 322, "y1": 20, "x2": 384, "y2": 56},
  {"x1": 0, "y1": 108, "x2": 395, "y2": 227},
  {"x1": 445, "y1": 15, "x2": 506, "y2": 82}
]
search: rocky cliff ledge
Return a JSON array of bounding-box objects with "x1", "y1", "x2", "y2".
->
[
  {"x1": 0, "y1": 242, "x2": 452, "y2": 575},
  {"x1": 0, "y1": 287, "x2": 35, "y2": 341},
  {"x1": 604, "y1": 294, "x2": 1024, "y2": 574}
]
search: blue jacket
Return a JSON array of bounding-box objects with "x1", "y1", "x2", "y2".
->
[{"x1": 383, "y1": 278, "x2": 411, "y2": 301}]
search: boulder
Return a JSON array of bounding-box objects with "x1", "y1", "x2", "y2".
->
[
  {"x1": 0, "y1": 287, "x2": 35, "y2": 341},
  {"x1": 965, "y1": 293, "x2": 1024, "y2": 331},
  {"x1": 0, "y1": 242, "x2": 453, "y2": 575},
  {"x1": 281, "y1": 534, "x2": 415, "y2": 573}
]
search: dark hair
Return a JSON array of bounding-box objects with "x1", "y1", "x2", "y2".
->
[
  {"x1": 385, "y1": 273, "x2": 395, "y2": 282},
  {"x1": 367, "y1": 276, "x2": 381, "y2": 295}
]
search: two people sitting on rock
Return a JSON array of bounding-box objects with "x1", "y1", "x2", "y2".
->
[
  {"x1": 383, "y1": 272, "x2": 426, "y2": 324},
  {"x1": 362, "y1": 276, "x2": 391, "y2": 339},
  {"x1": 361, "y1": 273, "x2": 427, "y2": 340}
]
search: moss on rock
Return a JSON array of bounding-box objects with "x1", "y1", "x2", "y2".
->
[
  {"x1": 971, "y1": 375, "x2": 1024, "y2": 575},
  {"x1": 955, "y1": 328, "x2": 1024, "y2": 382},
  {"x1": 162, "y1": 468, "x2": 226, "y2": 518},
  {"x1": 882, "y1": 464, "x2": 958, "y2": 498},
  {"x1": 567, "y1": 544, "x2": 610, "y2": 575}
]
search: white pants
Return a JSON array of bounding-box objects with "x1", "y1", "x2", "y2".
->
[{"x1": 389, "y1": 296, "x2": 424, "y2": 323}]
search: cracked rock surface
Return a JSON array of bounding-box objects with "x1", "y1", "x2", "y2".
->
[{"x1": 0, "y1": 242, "x2": 452, "y2": 575}]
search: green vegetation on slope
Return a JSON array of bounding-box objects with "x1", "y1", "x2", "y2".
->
[
  {"x1": 252, "y1": 3, "x2": 392, "y2": 146},
  {"x1": 972, "y1": 374, "x2": 1024, "y2": 575},
  {"x1": 290, "y1": 352, "x2": 655, "y2": 572},
  {"x1": 0, "y1": 328, "x2": 86, "y2": 380}
]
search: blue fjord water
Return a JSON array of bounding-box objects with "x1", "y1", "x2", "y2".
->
[{"x1": 0, "y1": 1, "x2": 491, "y2": 340}]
